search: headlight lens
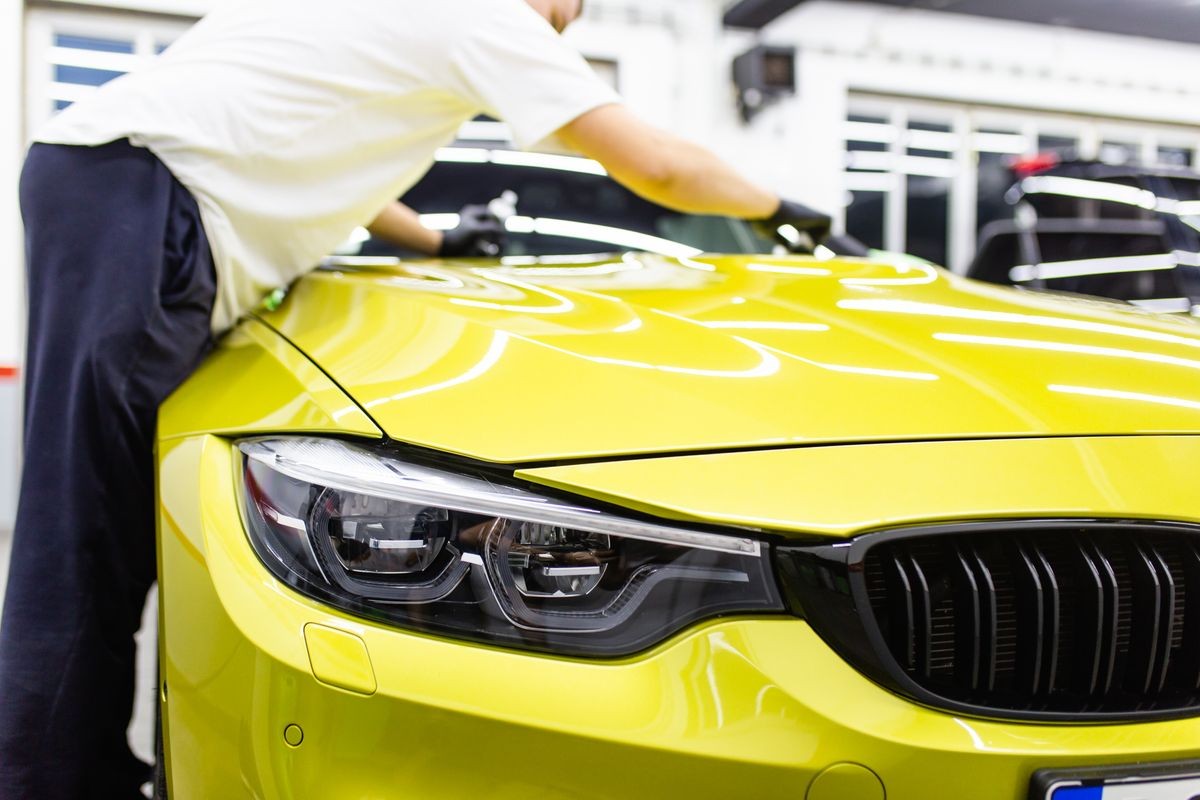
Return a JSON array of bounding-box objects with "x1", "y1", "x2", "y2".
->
[{"x1": 238, "y1": 438, "x2": 783, "y2": 656}]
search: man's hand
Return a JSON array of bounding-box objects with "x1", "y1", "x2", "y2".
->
[
  {"x1": 439, "y1": 205, "x2": 507, "y2": 258},
  {"x1": 752, "y1": 199, "x2": 833, "y2": 252}
]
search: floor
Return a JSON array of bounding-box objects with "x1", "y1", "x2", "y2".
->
[{"x1": 0, "y1": 527, "x2": 159, "y2": 767}]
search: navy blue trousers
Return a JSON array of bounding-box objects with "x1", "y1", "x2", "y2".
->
[{"x1": 0, "y1": 140, "x2": 216, "y2": 799}]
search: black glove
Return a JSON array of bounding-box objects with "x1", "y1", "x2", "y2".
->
[
  {"x1": 439, "y1": 205, "x2": 507, "y2": 258},
  {"x1": 752, "y1": 199, "x2": 833, "y2": 253}
]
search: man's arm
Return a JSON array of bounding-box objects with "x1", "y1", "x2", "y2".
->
[
  {"x1": 367, "y1": 202, "x2": 443, "y2": 255},
  {"x1": 556, "y1": 104, "x2": 780, "y2": 220},
  {"x1": 367, "y1": 201, "x2": 508, "y2": 257}
]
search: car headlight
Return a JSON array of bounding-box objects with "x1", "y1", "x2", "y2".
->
[{"x1": 237, "y1": 438, "x2": 784, "y2": 657}]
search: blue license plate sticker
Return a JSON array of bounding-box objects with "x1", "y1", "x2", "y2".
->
[{"x1": 1051, "y1": 777, "x2": 1200, "y2": 799}]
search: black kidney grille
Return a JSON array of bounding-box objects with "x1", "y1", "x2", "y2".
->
[{"x1": 862, "y1": 528, "x2": 1200, "y2": 715}]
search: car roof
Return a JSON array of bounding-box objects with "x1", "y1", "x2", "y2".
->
[{"x1": 1035, "y1": 159, "x2": 1200, "y2": 182}]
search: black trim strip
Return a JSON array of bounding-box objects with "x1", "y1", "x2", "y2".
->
[{"x1": 1030, "y1": 542, "x2": 1061, "y2": 697}]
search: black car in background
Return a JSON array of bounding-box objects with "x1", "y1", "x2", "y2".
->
[{"x1": 968, "y1": 157, "x2": 1200, "y2": 314}]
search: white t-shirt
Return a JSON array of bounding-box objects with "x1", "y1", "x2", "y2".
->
[{"x1": 37, "y1": 0, "x2": 620, "y2": 332}]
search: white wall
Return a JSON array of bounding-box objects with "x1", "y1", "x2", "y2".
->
[
  {"x1": 39, "y1": 0, "x2": 207, "y2": 15},
  {"x1": 575, "y1": 0, "x2": 830, "y2": 206},
  {"x1": 748, "y1": 0, "x2": 1200, "y2": 215},
  {"x1": 1, "y1": 0, "x2": 23, "y2": 529},
  {"x1": 3, "y1": 0, "x2": 24, "y2": 369},
  {"x1": 565, "y1": 17, "x2": 680, "y2": 130},
  {"x1": 764, "y1": 1, "x2": 1200, "y2": 124}
]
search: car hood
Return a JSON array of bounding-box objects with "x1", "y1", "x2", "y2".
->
[
  {"x1": 517, "y1": 435, "x2": 1200, "y2": 537},
  {"x1": 259, "y1": 253, "x2": 1200, "y2": 463}
]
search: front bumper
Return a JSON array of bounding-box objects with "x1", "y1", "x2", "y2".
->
[{"x1": 157, "y1": 435, "x2": 1200, "y2": 800}]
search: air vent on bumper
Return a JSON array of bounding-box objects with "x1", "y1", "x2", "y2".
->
[{"x1": 777, "y1": 520, "x2": 1200, "y2": 722}]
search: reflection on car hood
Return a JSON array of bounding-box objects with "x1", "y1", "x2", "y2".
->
[{"x1": 259, "y1": 253, "x2": 1200, "y2": 463}]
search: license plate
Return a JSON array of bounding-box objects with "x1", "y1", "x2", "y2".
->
[{"x1": 1032, "y1": 762, "x2": 1200, "y2": 800}]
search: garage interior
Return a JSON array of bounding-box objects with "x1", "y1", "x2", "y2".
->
[{"x1": 2, "y1": 0, "x2": 1200, "y2": 790}]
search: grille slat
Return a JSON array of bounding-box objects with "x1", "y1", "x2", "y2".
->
[
  {"x1": 1030, "y1": 543, "x2": 1062, "y2": 696},
  {"x1": 856, "y1": 526, "x2": 1200, "y2": 718},
  {"x1": 1145, "y1": 542, "x2": 1177, "y2": 695},
  {"x1": 882, "y1": 553, "x2": 916, "y2": 671},
  {"x1": 1071, "y1": 538, "x2": 1107, "y2": 696},
  {"x1": 901, "y1": 552, "x2": 934, "y2": 680},
  {"x1": 1178, "y1": 539, "x2": 1200, "y2": 692},
  {"x1": 950, "y1": 543, "x2": 998, "y2": 692},
  {"x1": 1127, "y1": 541, "x2": 1170, "y2": 695},
  {"x1": 970, "y1": 543, "x2": 1000, "y2": 693},
  {"x1": 1011, "y1": 542, "x2": 1049, "y2": 696},
  {"x1": 1082, "y1": 539, "x2": 1120, "y2": 697}
]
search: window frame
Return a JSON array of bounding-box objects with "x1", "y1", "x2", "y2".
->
[{"x1": 24, "y1": 7, "x2": 196, "y2": 140}]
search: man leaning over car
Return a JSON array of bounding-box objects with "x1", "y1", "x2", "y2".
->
[{"x1": 0, "y1": 0, "x2": 828, "y2": 797}]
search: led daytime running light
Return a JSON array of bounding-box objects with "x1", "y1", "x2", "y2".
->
[{"x1": 240, "y1": 439, "x2": 760, "y2": 557}]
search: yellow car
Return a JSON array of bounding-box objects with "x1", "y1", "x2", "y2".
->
[{"x1": 156, "y1": 156, "x2": 1200, "y2": 800}]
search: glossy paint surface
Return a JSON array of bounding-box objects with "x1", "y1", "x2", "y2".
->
[
  {"x1": 157, "y1": 437, "x2": 1200, "y2": 800},
  {"x1": 260, "y1": 255, "x2": 1200, "y2": 462},
  {"x1": 520, "y1": 435, "x2": 1200, "y2": 536},
  {"x1": 159, "y1": 317, "x2": 380, "y2": 441}
]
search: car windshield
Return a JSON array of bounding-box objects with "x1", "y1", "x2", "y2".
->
[{"x1": 357, "y1": 148, "x2": 775, "y2": 258}]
